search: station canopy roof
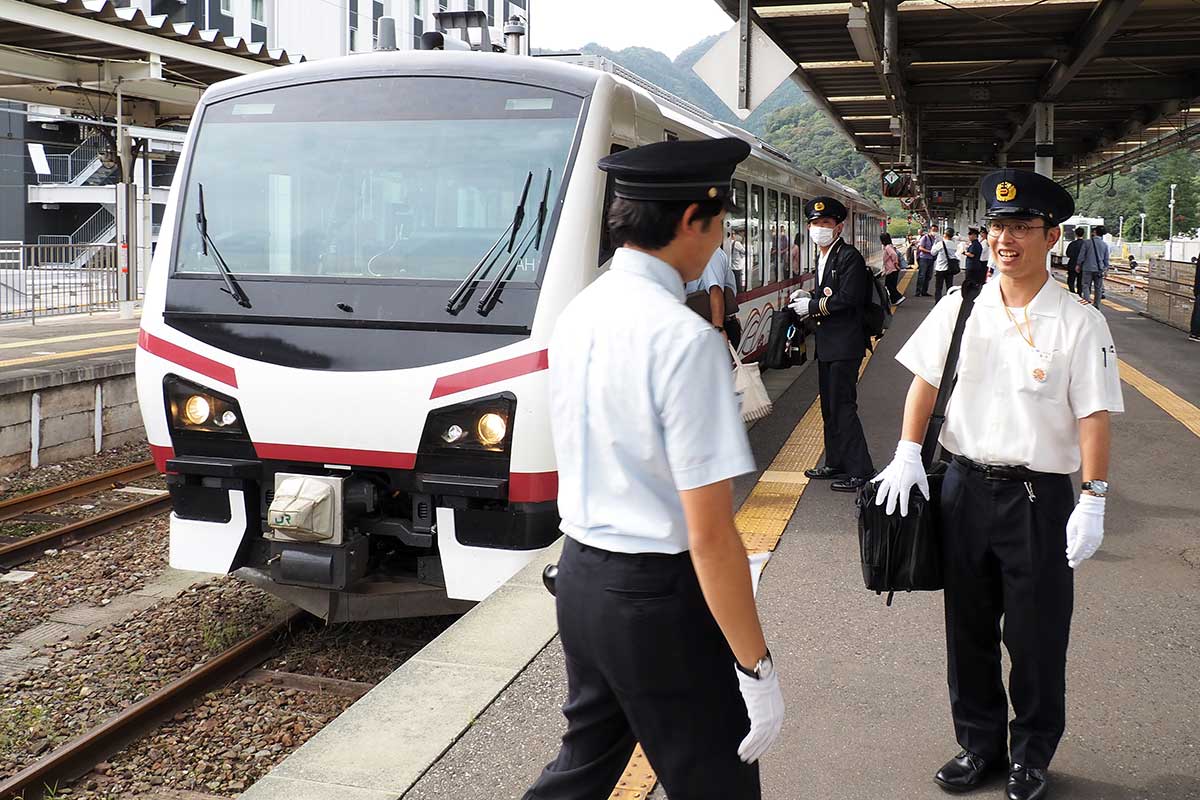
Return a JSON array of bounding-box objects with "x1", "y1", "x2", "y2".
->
[
  {"x1": 0, "y1": 0, "x2": 301, "y2": 120},
  {"x1": 712, "y1": 0, "x2": 1200, "y2": 207}
]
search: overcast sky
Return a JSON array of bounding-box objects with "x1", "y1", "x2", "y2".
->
[{"x1": 535, "y1": 1, "x2": 734, "y2": 59}]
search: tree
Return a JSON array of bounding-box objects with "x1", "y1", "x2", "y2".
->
[
  {"x1": 758, "y1": 104, "x2": 881, "y2": 202},
  {"x1": 1144, "y1": 152, "x2": 1199, "y2": 239}
]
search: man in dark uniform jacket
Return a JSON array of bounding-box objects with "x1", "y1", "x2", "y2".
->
[
  {"x1": 1064, "y1": 226, "x2": 1085, "y2": 295},
  {"x1": 788, "y1": 196, "x2": 874, "y2": 492}
]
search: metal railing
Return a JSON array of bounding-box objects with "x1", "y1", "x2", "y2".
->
[
  {"x1": 36, "y1": 133, "x2": 107, "y2": 186},
  {"x1": 0, "y1": 244, "x2": 120, "y2": 322},
  {"x1": 72, "y1": 205, "x2": 118, "y2": 245}
]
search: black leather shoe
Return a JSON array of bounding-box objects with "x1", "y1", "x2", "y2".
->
[
  {"x1": 831, "y1": 476, "x2": 869, "y2": 493},
  {"x1": 1007, "y1": 765, "x2": 1048, "y2": 800},
  {"x1": 804, "y1": 466, "x2": 843, "y2": 479},
  {"x1": 934, "y1": 750, "x2": 1002, "y2": 793}
]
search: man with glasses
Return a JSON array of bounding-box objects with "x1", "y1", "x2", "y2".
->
[{"x1": 873, "y1": 169, "x2": 1123, "y2": 800}]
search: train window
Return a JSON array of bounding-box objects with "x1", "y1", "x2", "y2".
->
[
  {"x1": 794, "y1": 197, "x2": 805, "y2": 277},
  {"x1": 597, "y1": 144, "x2": 628, "y2": 268},
  {"x1": 663, "y1": 130, "x2": 679, "y2": 142},
  {"x1": 749, "y1": 185, "x2": 765, "y2": 289},
  {"x1": 172, "y1": 77, "x2": 584, "y2": 284},
  {"x1": 767, "y1": 190, "x2": 779, "y2": 285},
  {"x1": 730, "y1": 179, "x2": 748, "y2": 292}
]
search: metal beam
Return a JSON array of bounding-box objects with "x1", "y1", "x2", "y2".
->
[
  {"x1": 0, "y1": 0, "x2": 273, "y2": 77},
  {"x1": 738, "y1": 0, "x2": 751, "y2": 110},
  {"x1": 911, "y1": 76, "x2": 1198, "y2": 106},
  {"x1": 1001, "y1": 0, "x2": 1142, "y2": 153}
]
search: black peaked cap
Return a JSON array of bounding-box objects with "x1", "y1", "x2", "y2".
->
[
  {"x1": 804, "y1": 196, "x2": 848, "y2": 223},
  {"x1": 597, "y1": 137, "x2": 751, "y2": 211},
  {"x1": 980, "y1": 168, "x2": 1074, "y2": 227}
]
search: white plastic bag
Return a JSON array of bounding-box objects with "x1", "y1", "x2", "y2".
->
[{"x1": 730, "y1": 342, "x2": 773, "y2": 423}]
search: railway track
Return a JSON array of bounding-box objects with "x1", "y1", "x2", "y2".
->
[
  {"x1": 0, "y1": 493, "x2": 171, "y2": 570},
  {"x1": 0, "y1": 611, "x2": 308, "y2": 800},
  {"x1": 0, "y1": 460, "x2": 158, "y2": 523}
]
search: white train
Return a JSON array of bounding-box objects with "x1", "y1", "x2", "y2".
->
[{"x1": 136, "y1": 44, "x2": 885, "y2": 620}]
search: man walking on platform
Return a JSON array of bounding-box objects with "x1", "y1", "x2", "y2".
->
[
  {"x1": 916, "y1": 225, "x2": 937, "y2": 296},
  {"x1": 788, "y1": 196, "x2": 874, "y2": 493},
  {"x1": 1190, "y1": 255, "x2": 1200, "y2": 342},
  {"x1": 873, "y1": 169, "x2": 1123, "y2": 800},
  {"x1": 1078, "y1": 225, "x2": 1109, "y2": 308},
  {"x1": 1064, "y1": 227, "x2": 1085, "y2": 295},
  {"x1": 525, "y1": 138, "x2": 784, "y2": 800}
]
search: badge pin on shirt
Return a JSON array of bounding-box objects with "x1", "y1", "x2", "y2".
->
[{"x1": 823, "y1": 287, "x2": 833, "y2": 297}]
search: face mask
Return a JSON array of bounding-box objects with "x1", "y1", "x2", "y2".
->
[{"x1": 810, "y1": 225, "x2": 836, "y2": 247}]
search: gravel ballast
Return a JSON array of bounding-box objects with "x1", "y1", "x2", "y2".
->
[{"x1": 0, "y1": 442, "x2": 152, "y2": 501}]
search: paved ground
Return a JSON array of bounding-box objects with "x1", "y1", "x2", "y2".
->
[
  {"x1": 405, "y1": 273, "x2": 1200, "y2": 800},
  {"x1": 0, "y1": 312, "x2": 139, "y2": 393}
]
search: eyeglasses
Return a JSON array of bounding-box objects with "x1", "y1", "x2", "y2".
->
[{"x1": 987, "y1": 221, "x2": 1048, "y2": 239}]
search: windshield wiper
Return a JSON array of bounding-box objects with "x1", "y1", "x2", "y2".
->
[
  {"x1": 445, "y1": 171, "x2": 533, "y2": 314},
  {"x1": 478, "y1": 169, "x2": 551, "y2": 316},
  {"x1": 195, "y1": 183, "x2": 252, "y2": 309}
]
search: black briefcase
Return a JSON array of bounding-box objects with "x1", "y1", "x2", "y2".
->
[
  {"x1": 761, "y1": 307, "x2": 806, "y2": 371},
  {"x1": 856, "y1": 282, "x2": 980, "y2": 606}
]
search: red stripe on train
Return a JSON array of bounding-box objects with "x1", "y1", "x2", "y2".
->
[
  {"x1": 254, "y1": 443, "x2": 417, "y2": 470},
  {"x1": 138, "y1": 330, "x2": 239, "y2": 389},
  {"x1": 509, "y1": 471, "x2": 558, "y2": 503},
  {"x1": 430, "y1": 350, "x2": 549, "y2": 400},
  {"x1": 149, "y1": 443, "x2": 175, "y2": 474}
]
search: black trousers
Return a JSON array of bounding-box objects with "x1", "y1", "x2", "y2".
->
[
  {"x1": 884, "y1": 270, "x2": 902, "y2": 303},
  {"x1": 525, "y1": 538, "x2": 760, "y2": 800},
  {"x1": 917, "y1": 259, "x2": 933, "y2": 295},
  {"x1": 817, "y1": 358, "x2": 874, "y2": 478},
  {"x1": 1190, "y1": 295, "x2": 1199, "y2": 336},
  {"x1": 1065, "y1": 267, "x2": 1079, "y2": 294},
  {"x1": 940, "y1": 461, "x2": 1075, "y2": 769},
  {"x1": 934, "y1": 270, "x2": 955, "y2": 301}
]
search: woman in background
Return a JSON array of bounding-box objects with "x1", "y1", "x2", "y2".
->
[{"x1": 881, "y1": 232, "x2": 904, "y2": 305}]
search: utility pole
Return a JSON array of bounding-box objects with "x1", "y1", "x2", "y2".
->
[
  {"x1": 1139, "y1": 212, "x2": 1146, "y2": 251},
  {"x1": 1168, "y1": 183, "x2": 1177, "y2": 262}
]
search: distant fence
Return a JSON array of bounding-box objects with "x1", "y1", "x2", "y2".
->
[
  {"x1": 1145, "y1": 257, "x2": 1196, "y2": 333},
  {"x1": 0, "y1": 243, "x2": 121, "y2": 322}
]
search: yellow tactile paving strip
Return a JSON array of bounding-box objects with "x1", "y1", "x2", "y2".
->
[
  {"x1": 0, "y1": 327, "x2": 137, "y2": 350},
  {"x1": 0, "y1": 342, "x2": 136, "y2": 369},
  {"x1": 1118, "y1": 359, "x2": 1200, "y2": 439},
  {"x1": 607, "y1": 270, "x2": 915, "y2": 799}
]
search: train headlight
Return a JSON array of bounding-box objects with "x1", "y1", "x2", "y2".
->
[
  {"x1": 420, "y1": 393, "x2": 515, "y2": 455},
  {"x1": 476, "y1": 413, "x2": 507, "y2": 447},
  {"x1": 165, "y1": 376, "x2": 248, "y2": 437},
  {"x1": 183, "y1": 395, "x2": 211, "y2": 426}
]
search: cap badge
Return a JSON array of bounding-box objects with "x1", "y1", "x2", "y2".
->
[
  {"x1": 707, "y1": 187, "x2": 718, "y2": 198},
  {"x1": 814, "y1": 201, "x2": 825, "y2": 212},
  {"x1": 996, "y1": 181, "x2": 1017, "y2": 202}
]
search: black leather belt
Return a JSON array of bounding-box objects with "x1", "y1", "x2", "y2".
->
[{"x1": 952, "y1": 455, "x2": 1051, "y2": 481}]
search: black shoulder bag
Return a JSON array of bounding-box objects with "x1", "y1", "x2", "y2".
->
[
  {"x1": 943, "y1": 241, "x2": 961, "y2": 276},
  {"x1": 856, "y1": 281, "x2": 981, "y2": 605}
]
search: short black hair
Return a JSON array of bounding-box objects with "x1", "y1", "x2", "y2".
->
[
  {"x1": 879, "y1": 232, "x2": 892, "y2": 245},
  {"x1": 1074, "y1": 227, "x2": 1086, "y2": 238},
  {"x1": 945, "y1": 227, "x2": 956, "y2": 237},
  {"x1": 606, "y1": 197, "x2": 725, "y2": 250},
  {"x1": 1093, "y1": 225, "x2": 1106, "y2": 236}
]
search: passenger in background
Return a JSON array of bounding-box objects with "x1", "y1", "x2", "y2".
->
[
  {"x1": 933, "y1": 227, "x2": 957, "y2": 301},
  {"x1": 1078, "y1": 225, "x2": 1110, "y2": 309},
  {"x1": 916, "y1": 225, "x2": 937, "y2": 297},
  {"x1": 685, "y1": 238, "x2": 743, "y2": 349},
  {"x1": 964, "y1": 227, "x2": 984, "y2": 279},
  {"x1": 788, "y1": 196, "x2": 875, "y2": 493},
  {"x1": 526, "y1": 138, "x2": 783, "y2": 800},
  {"x1": 1064, "y1": 227, "x2": 1085, "y2": 295},
  {"x1": 881, "y1": 232, "x2": 904, "y2": 305},
  {"x1": 730, "y1": 227, "x2": 747, "y2": 289},
  {"x1": 791, "y1": 232, "x2": 802, "y2": 278}
]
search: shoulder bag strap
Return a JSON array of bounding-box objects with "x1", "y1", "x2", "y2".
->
[{"x1": 920, "y1": 282, "x2": 981, "y2": 467}]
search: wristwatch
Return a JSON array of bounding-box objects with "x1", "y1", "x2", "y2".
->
[
  {"x1": 735, "y1": 649, "x2": 774, "y2": 680},
  {"x1": 1081, "y1": 480, "x2": 1109, "y2": 497}
]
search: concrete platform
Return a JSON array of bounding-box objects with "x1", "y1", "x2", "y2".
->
[
  {"x1": 393, "y1": 278, "x2": 1199, "y2": 800},
  {"x1": 0, "y1": 313, "x2": 141, "y2": 473}
]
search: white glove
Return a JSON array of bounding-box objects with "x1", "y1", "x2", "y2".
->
[
  {"x1": 871, "y1": 440, "x2": 930, "y2": 517},
  {"x1": 788, "y1": 288, "x2": 811, "y2": 302},
  {"x1": 735, "y1": 662, "x2": 785, "y2": 764},
  {"x1": 1066, "y1": 494, "x2": 1105, "y2": 568},
  {"x1": 788, "y1": 300, "x2": 811, "y2": 319}
]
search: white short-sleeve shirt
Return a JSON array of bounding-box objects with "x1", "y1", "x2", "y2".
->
[
  {"x1": 896, "y1": 277, "x2": 1124, "y2": 474},
  {"x1": 549, "y1": 247, "x2": 756, "y2": 554}
]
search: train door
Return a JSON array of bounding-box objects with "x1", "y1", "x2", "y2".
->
[
  {"x1": 767, "y1": 189, "x2": 780, "y2": 286},
  {"x1": 731, "y1": 178, "x2": 749, "y2": 291},
  {"x1": 749, "y1": 185, "x2": 765, "y2": 290},
  {"x1": 596, "y1": 143, "x2": 629, "y2": 270}
]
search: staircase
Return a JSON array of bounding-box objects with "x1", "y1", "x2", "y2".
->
[{"x1": 36, "y1": 134, "x2": 119, "y2": 187}]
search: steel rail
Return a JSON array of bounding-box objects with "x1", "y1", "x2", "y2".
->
[
  {"x1": 0, "y1": 460, "x2": 158, "y2": 523},
  {"x1": 0, "y1": 610, "x2": 307, "y2": 800},
  {"x1": 0, "y1": 493, "x2": 170, "y2": 570}
]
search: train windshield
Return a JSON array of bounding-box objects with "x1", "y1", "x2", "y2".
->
[{"x1": 173, "y1": 77, "x2": 582, "y2": 285}]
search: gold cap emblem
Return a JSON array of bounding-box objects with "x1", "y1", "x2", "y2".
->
[
  {"x1": 707, "y1": 187, "x2": 718, "y2": 198},
  {"x1": 996, "y1": 181, "x2": 1017, "y2": 202},
  {"x1": 814, "y1": 201, "x2": 825, "y2": 212}
]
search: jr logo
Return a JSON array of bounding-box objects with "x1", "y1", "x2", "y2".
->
[{"x1": 273, "y1": 513, "x2": 293, "y2": 526}]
